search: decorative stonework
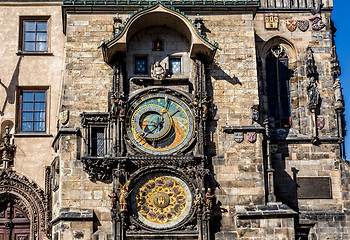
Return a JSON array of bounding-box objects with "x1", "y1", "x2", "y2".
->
[{"x1": 0, "y1": 169, "x2": 49, "y2": 239}]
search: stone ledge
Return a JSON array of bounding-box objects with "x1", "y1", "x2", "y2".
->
[
  {"x1": 51, "y1": 127, "x2": 81, "y2": 148},
  {"x1": 299, "y1": 211, "x2": 346, "y2": 225},
  {"x1": 51, "y1": 209, "x2": 94, "y2": 224},
  {"x1": 14, "y1": 133, "x2": 53, "y2": 138},
  {"x1": 236, "y1": 203, "x2": 297, "y2": 219},
  {"x1": 126, "y1": 231, "x2": 199, "y2": 240},
  {"x1": 222, "y1": 125, "x2": 265, "y2": 133}
]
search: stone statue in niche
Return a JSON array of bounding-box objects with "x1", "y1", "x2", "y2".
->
[
  {"x1": 110, "y1": 95, "x2": 117, "y2": 115},
  {"x1": 334, "y1": 78, "x2": 344, "y2": 109},
  {"x1": 306, "y1": 46, "x2": 317, "y2": 78},
  {"x1": 307, "y1": 76, "x2": 320, "y2": 110},
  {"x1": 151, "y1": 61, "x2": 166, "y2": 80},
  {"x1": 0, "y1": 126, "x2": 16, "y2": 169}
]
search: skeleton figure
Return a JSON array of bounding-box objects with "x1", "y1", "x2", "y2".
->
[{"x1": 201, "y1": 95, "x2": 212, "y2": 118}]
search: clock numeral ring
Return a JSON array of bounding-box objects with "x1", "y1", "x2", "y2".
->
[{"x1": 133, "y1": 104, "x2": 173, "y2": 141}]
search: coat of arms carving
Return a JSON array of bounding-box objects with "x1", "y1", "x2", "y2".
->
[
  {"x1": 264, "y1": 13, "x2": 279, "y2": 29},
  {"x1": 247, "y1": 132, "x2": 257, "y2": 143},
  {"x1": 286, "y1": 20, "x2": 297, "y2": 32},
  {"x1": 234, "y1": 132, "x2": 244, "y2": 143},
  {"x1": 310, "y1": 3, "x2": 326, "y2": 31},
  {"x1": 317, "y1": 117, "x2": 325, "y2": 130},
  {"x1": 297, "y1": 20, "x2": 309, "y2": 32},
  {"x1": 59, "y1": 110, "x2": 69, "y2": 125}
]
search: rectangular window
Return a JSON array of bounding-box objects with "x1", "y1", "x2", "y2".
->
[
  {"x1": 135, "y1": 56, "x2": 147, "y2": 74},
  {"x1": 169, "y1": 58, "x2": 181, "y2": 74},
  {"x1": 20, "y1": 90, "x2": 46, "y2": 132},
  {"x1": 20, "y1": 18, "x2": 48, "y2": 52},
  {"x1": 91, "y1": 128, "x2": 105, "y2": 157}
]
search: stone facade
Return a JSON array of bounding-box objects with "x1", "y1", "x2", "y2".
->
[{"x1": 0, "y1": 0, "x2": 348, "y2": 239}]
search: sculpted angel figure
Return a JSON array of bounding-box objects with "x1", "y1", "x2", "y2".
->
[{"x1": 119, "y1": 181, "x2": 132, "y2": 212}]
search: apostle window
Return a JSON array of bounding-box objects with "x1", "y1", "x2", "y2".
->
[
  {"x1": 169, "y1": 58, "x2": 181, "y2": 74},
  {"x1": 135, "y1": 56, "x2": 147, "y2": 74},
  {"x1": 20, "y1": 17, "x2": 49, "y2": 52},
  {"x1": 19, "y1": 90, "x2": 46, "y2": 132},
  {"x1": 266, "y1": 45, "x2": 291, "y2": 128}
]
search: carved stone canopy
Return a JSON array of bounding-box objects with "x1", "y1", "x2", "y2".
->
[{"x1": 101, "y1": 3, "x2": 217, "y2": 63}]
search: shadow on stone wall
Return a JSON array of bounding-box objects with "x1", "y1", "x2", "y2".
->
[
  {"x1": 209, "y1": 61, "x2": 242, "y2": 86},
  {"x1": 272, "y1": 142, "x2": 299, "y2": 212},
  {"x1": 0, "y1": 56, "x2": 21, "y2": 116}
]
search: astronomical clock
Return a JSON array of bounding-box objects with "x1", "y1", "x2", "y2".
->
[
  {"x1": 125, "y1": 90, "x2": 195, "y2": 155},
  {"x1": 80, "y1": 3, "x2": 218, "y2": 240}
]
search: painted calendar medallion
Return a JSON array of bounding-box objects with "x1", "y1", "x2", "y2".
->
[{"x1": 130, "y1": 173, "x2": 192, "y2": 229}]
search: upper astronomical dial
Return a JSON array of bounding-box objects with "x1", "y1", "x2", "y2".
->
[{"x1": 125, "y1": 92, "x2": 194, "y2": 155}]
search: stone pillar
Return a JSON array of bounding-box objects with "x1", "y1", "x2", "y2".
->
[{"x1": 264, "y1": 120, "x2": 276, "y2": 203}]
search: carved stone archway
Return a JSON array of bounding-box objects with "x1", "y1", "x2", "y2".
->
[{"x1": 0, "y1": 170, "x2": 49, "y2": 240}]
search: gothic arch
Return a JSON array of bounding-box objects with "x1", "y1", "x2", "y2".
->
[
  {"x1": 261, "y1": 36, "x2": 297, "y2": 62},
  {"x1": 259, "y1": 37, "x2": 297, "y2": 128},
  {"x1": 0, "y1": 170, "x2": 49, "y2": 240}
]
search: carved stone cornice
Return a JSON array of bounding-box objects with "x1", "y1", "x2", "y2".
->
[{"x1": 80, "y1": 112, "x2": 110, "y2": 127}]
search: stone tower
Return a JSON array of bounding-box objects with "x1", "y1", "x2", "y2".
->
[{"x1": 0, "y1": 0, "x2": 348, "y2": 239}]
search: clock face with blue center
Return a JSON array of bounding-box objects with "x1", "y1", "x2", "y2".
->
[{"x1": 125, "y1": 92, "x2": 194, "y2": 155}]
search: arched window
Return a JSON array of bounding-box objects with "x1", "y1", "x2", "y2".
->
[{"x1": 266, "y1": 45, "x2": 291, "y2": 128}]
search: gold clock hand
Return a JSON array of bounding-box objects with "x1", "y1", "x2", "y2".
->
[{"x1": 171, "y1": 110, "x2": 180, "y2": 117}]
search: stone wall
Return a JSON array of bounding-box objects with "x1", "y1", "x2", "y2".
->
[
  {"x1": 54, "y1": 4, "x2": 346, "y2": 240},
  {"x1": 0, "y1": 1, "x2": 64, "y2": 188}
]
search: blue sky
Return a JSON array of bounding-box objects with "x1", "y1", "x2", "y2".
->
[{"x1": 333, "y1": 1, "x2": 350, "y2": 158}]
